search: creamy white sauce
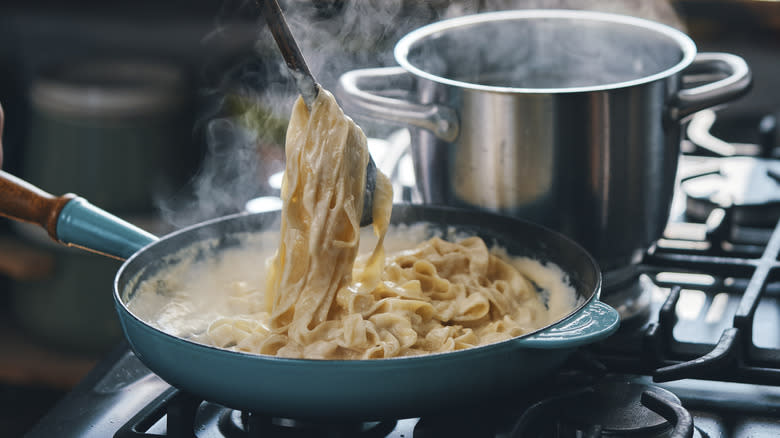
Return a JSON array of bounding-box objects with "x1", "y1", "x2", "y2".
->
[{"x1": 126, "y1": 223, "x2": 581, "y2": 353}]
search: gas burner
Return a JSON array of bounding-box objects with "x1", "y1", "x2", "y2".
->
[
  {"x1": 682, "y1": 156, "x2": 780, "y2": 228},
  {"x1": 225, "y1": 412, "x2": 397, "y2": 437},
  {"x1": 511, "y1": 378, "x2": 702, "y2": 438}
]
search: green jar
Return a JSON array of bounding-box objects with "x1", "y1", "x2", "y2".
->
[{"x1": 24, "y1": 59, "x2": 189, "y2": 214}]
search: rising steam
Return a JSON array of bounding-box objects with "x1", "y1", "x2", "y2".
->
[{"x1": 155, "y1": 0, "x2": 681, "y2": 228}]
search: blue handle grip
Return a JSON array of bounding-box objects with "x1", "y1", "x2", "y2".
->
[
  {"x1": 515, "y1": 300, "x2": 620, "y2": 349},
  {"x1": 56, "y1": 197, "x2": 158, "y2": 260}
]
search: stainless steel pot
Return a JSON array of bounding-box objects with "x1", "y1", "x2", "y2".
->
[{"x1": 337, "y1": 9, "x2": 751, "y2": 277}]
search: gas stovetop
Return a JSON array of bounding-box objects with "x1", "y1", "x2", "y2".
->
[{"x1": 25, "y1": 110, "x2": 780, "y2": 437}]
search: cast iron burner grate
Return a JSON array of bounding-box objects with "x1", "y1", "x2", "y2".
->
[
  {"x1": 113, "y1": 388, "x2": 400, "y2": 438},
  {"x1": 583, "y1": 108, "x2": 780, "y2": 384},
  {"x1": 588, "y1": 213, "x2": 780, "y2": 385}
]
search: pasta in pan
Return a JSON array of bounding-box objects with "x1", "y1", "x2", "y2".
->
[
  {"x1": 205, "y1": 232, "x2": 576, "y2": 359},
  {"x1": 128, "y1": 89, "x2": 579, "y2": 359}
]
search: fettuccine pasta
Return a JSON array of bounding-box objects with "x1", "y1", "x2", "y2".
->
[{"x1": 128, "y1": 90, "x2": 579, "y2": 360}]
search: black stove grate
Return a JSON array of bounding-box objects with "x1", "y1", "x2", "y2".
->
[
  {"x1": 115, "y1": 388, "x2": 199, "y2": 438},
  {"x1": 113, "y1": 387, "x2": 405, "y2": 438},
  {"x1": 591, "y1": 216, "x2": 780, "y2": 385}
]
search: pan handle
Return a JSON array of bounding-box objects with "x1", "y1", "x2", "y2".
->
[
  {"x1": 515, "y1": 300, "x2": 620, "y2": 349},
  {"x1": 0, "y1": 170, "x2": 157, "y2": 260}
]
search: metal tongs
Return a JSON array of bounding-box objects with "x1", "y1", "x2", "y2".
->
[{"x1": 257, "y1": 0, "x2": 377, "y2": 227}]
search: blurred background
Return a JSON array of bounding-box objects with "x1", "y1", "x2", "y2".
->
[{"x1": 0, "y1": 0, "x2": 777, "y2": 435}]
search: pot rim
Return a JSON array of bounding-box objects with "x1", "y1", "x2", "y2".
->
[{"x1": 394, "y1": 9, "x2": 697, "y2": 94}]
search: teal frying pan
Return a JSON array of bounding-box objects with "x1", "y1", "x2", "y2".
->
[{"x1": 0, "y1": 170, "x2": 619, "y2": 420}]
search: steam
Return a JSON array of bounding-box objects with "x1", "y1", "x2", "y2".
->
[
  {"x1": 154, "y1": 54, "x2": 284, "y2": 228},
  {"x1": 155, "y1": 0, "x2": 681, "y2": 228},
  {"x1": 483, "y1": 0, "x2": 682, "y2": 28},
  {"x1": 154, "y1": 0, "x2": 454, "y2": 227}
]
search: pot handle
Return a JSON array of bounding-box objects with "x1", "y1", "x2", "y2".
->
[
  {"x1": 515, "y1": 300, "x2": 620, "y2": 349},
  {"x1": 337, "y1": 66, "x2": 459, "y2": 142},
  {"x1": 0, "y1": 170, "x2": 157, "y2": 260},
  {"x1": 670, "y1": 52, "x2": 752, "y2": 120}
]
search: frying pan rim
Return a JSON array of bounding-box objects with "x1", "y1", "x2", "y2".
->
[{"x1": 114, "y1": 204, "x2": 602, "y2": 365}]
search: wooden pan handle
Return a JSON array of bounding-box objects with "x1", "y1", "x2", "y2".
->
[{"x1": 0, "y1": 170, "x2": 76, "y2": 242}]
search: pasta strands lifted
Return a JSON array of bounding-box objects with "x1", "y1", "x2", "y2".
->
[
  {"x1": 265, "y1": 90, "x2": 393, "y2": 355},
  {"x1": 129, "y1": 89, "x2": 579, "y2": 360}
]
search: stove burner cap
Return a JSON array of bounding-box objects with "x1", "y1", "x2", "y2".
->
[
  {"x1": 223, "y1": 410, "x2": 398, "y2": 437},
  {"x1": 511, "y1": 377, "x2": 700, "y2": 437},
  {"x1": 682, "y1": 156, "x2": 780, "y2": 227},
  {"x1": 559, "y1": 381, "x2": 681, "y2": 436}
]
